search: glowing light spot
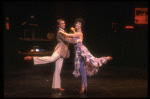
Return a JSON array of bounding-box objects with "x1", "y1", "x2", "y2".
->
[
  {"x1": 125, "y1": 26, "x2": 134, "y2": 29},
  {"x1": 31, "y1": 49, "x2": 34, "y2": 52},
  {"x1": 36, "y1": 49, "x2": 39, "y2": 52}
]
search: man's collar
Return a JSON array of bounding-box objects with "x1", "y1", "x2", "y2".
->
[{"x1": 59, "y1": 28, "x2": 65, "y2": 31}]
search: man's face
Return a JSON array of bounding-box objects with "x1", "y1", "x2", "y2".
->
[
  {"x1": 58, "y1": 21, "x2": 65, "y2": 29},
  {"x1": 75, "y1": 22, "x2": 81, "y2": 29}
]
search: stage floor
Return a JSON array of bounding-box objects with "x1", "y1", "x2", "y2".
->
[{"x1": 4, "y1": 62, "x2": 148, "y2": 98}]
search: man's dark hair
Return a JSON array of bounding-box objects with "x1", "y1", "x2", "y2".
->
[
  {"x1": 57, "y1": 19, "x2": 65, "y2": 25},
  {"x1": 55, "y1": 19, "x2": 65, "y2": 33}
]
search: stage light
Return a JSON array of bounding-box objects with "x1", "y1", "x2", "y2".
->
[
  {"x1": 40, "y1": 49, "x2": 44, "y2": 52},
  {"x1": 31, "y1": 49, "x2": 34, "y2": 52},
  {"x1": 35, "y1": 49, "x2": 39, "y2": 52}
]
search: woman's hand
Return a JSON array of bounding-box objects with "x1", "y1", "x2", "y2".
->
[{"x1": 70, "y1": 27, "x2": 76, "y2": 33}]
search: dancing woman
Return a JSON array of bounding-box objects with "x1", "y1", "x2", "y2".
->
[{"x1": 59, "y1": 18, "x2": 112, "y2": 93}]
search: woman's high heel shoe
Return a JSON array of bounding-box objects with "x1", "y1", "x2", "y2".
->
[{"x1": 79, "y1": 87, "x2": 87, "y2": 94}]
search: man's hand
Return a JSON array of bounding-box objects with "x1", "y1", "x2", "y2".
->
[{"x1": 77, "y1": 39, "x2": 83, "y2": 43}]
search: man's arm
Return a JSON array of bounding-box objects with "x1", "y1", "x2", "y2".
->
[
  {"x1": 58, "y1": 32, "x2": 82, "y2": 44},
  {"x1": 59, "y1": 30, "x2": 82, "y2": 38}
]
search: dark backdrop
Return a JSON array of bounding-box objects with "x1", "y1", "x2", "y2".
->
[{"x1": 3, "y1": 1, "x2": 148, "y2": 69}]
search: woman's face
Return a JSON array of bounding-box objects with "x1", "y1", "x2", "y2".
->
[{"x1": 75, "y1": 22, "x2": 81, "y2": 29}]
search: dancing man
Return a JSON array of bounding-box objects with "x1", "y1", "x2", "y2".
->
[{"x1": 24, "y1": 19, "x2": 82, "y2": 91}]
